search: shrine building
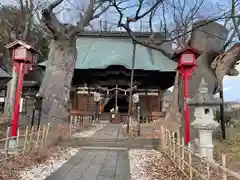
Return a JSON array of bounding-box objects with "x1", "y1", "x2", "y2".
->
[{"x1": 40, "y1": 31, "x2": 177, "y2": 123}]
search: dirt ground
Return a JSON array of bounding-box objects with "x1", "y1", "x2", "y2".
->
[
  {"x1": 135, "y1": 119, "x2": 240, "y2": 174},
  {"x1": 214, "y1": 125, "x2": 240, "y2": 173},
  {"x1": 0, "y1": 122, "x2": 9, "y2": 139},
  {"x1": 142, "y1": 152, "x2": 188, "y2": 180},
  {"x1": 135, "y1": 118, "x2": 179, "y2": 139}
]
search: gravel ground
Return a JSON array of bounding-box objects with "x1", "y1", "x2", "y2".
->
[
  {"x1": 129, "y1": 149, "x2": 187, "y2": 180},
  {"x1": 0, "y1": 147, "x2": 62, "y2": 180},
  {"x1": 20, "y1": 148, "x2": 79, "y2": 180}
]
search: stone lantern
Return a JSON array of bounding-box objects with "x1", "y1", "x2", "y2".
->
[{"x1": 187, "y1": 78, "x2": 221, "y2": 160}]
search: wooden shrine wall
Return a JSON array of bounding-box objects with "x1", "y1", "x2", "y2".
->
[
  {"x1": 70, "y1": 91, "x2": 95, "y2": 113},
  {"x1": 139, "y1": 96, "x2": 163, "y2": 112},
  {"x1": 70, "y1": 90, "x2": 164, "y2": 115}
]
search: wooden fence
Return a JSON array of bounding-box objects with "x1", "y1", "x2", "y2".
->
[
  {"x1": 0, "y1": 123, "x2": 50, "y2": 162},
  {"x1": 69, "y1": 115, "x2": 95, "y2": 135},
  {"x1": 160, "y1": 126, "x2": 240, "y2": 180},
  {"x1": 69, "y1": 115, "x2": 81, "y2": 135},
  {"x1": 0, "y1": 114, "x2": 96, "y2": 163}
]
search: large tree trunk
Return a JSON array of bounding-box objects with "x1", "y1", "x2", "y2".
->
[
  {"x1": 38, "y1": 38, "x2": 77, "y2": 123},
  {"x1": 3, "y1": 67, "x2": 18, "y2": 121},
  {"x1": 164, "y1": 71, "x2": 181, "y2": 132}
]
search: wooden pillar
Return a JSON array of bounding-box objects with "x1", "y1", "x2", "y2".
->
[
  {"x1": 145, "y1": 89, "x2": 149, "y2": 122},
  {"x1": 158, "y1": 89, "x2": 163, "y2": 112},
  {"x1": 71, "y1": 87, "x2": 78, "y2": 110},
  {"x1": 70, "y1": 89, "x2": 75, "y2": 110},
  {"x1": 100, "y1": 101, "x2": 104, "y2": 114},
  {"x1": 75, "y1": 88, "x2": 77, "y2": 109},
  {"x1": 87, "y1": 85, "x2": 90, "y2": 110},
  {"x1": 145, "y1": 89, "x2": 148, "y2": 110},
  {"x1": 96, "y1": 101, "x2": 99, "y2": 122},
  {"x1": 77, "y1": 91, "x2": 81, "y2": 111}
]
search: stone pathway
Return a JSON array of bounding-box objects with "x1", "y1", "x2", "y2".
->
[
  {"x1": 45, "y1": 124, "x2": 131, "y2": 180},
  {"x1": 45, "y1": 149, "x2": 130, "y2": 180},
  {"x1": 91, "y1": 124, "x2": 125, "y2": 139}
]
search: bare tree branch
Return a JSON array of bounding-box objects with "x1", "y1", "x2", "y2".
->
[
  {"x1": 41, "y1": 0, "x2": 65, "y2": 39},
  {"x1": 68, "y1": 0, "x2": 95, "y2": 37},
  {"x1": 69, "y1": 0, "x2": 111, "y2": 37},
  {"x1": 113, "y1": 0, "x2": 240, "y2": 58},
  {"x1": 18, "y1": 0, "x2": 25, "y2": 15},
  {"x1": 23, "y1": 0, "x2": 34, "y2": 40},
  {"x1": 92, "y1": 3, "x2": 111, "y2": 19},
  {"x1": 48, "y1": 0, "x2": 64, "y2": 11},
  {"x1": 111, "y1": 0, "x2": 174, "y2": 56},
  {"x1": 135, "y1": 0, "x2": 163, "y2": 20},
  {"x1": 211, "y1": 43, "x2": 240, "y2": 92},
  {"x1": 231, "y1": 0, "x2": 240, "y2": 39}
]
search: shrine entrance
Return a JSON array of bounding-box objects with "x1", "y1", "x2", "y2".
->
[{"x1": 104, "y1": 96, "x2": 128, "y2": 113}]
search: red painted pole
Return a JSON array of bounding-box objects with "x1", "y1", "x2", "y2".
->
[
  {"x1": 184, "y1": 69, "x2": 190, "y2": 144},
  {"x1": 11, "y1": 62, "x2": 25, "y2": 137}
]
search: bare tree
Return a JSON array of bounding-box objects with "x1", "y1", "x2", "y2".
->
[
  {"x1": 111, "y1": 0, "x2": 240, "y2": 129},
  {"x1": 38, "y1": 0, "x2": 115, "y2": 122},
  {"x1": 35, "y1": 0, "x2": 239, "y2": 127}
]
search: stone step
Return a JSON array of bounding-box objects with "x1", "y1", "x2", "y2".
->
[
  {"x1": 73, "y1": 137, "x2": 128, "y2": 142},
  {"x1": 62, "y1": 141, "x2": 157, "y2": 149},
  {"x1": 99, "y1": 115, "x2": 110, "y2": 118},
  {"x1": 98, "y1": 118, "x2": 109, "y2": 120},
  {"x1": 59, "y1": 138, "x2": 160, "y2": 149},
  {"x1": 80, "y1": 146, "x2": 128, "y2": 151}
]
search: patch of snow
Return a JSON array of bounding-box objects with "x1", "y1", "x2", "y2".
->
[
  {"x1": 73, "y1": 124, "x2": 106, "y2": 138},
  {"x1": 128, "y1": 149, "x2": 160, "y2": 180},
  {"x1": 20, "y1": 148, "x2": 79, "y2": 180}
]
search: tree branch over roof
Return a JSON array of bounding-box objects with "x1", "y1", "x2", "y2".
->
[
  {"x1": 112, "y1": 0, "x2": 240, "y2": 58},
  {"x1": 112, "y1": 0, "x2": 173, "y2": 58}
]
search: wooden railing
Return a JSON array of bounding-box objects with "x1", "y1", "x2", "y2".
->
[
  {"x1": 0, "y1": 114, "x2": 97, "y2": 163},
  {"x1": 160, "y1": 126, "x2": 240, "y2": 180},
  {"x1": 0, "y1": 123, "x2": 50, "y2": 162}
]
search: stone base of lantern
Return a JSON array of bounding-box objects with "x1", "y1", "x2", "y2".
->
[
  {"x1": 191, "y1": 120, "x2": 219, "y2": 160},
  {"x1": 198, "y1": 129, "x2": 215, "y2": 159}
]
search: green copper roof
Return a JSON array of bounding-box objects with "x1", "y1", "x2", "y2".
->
[{"x1": 39, "y1": 36, "x2": 176, "y2": 71}]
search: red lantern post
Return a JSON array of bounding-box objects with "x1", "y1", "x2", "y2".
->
[
  {"x1": 5, "y1": 40, "x2": 38, "y2": 145},
  {"x1": 173, "y1": 47, "x2": 201, "y2": 145}
]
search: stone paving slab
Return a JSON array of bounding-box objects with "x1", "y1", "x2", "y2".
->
[
  {"x1": 90, "y1": 124, "x2": 125, "y2": 139},
  {"x1": 45, "y1": 150, "x2": 130, "y2": 180}
]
